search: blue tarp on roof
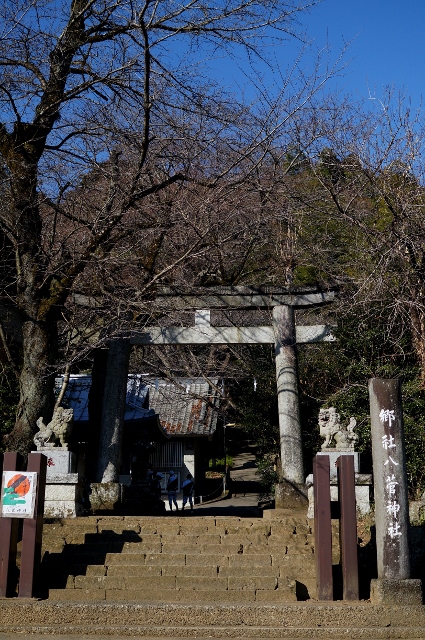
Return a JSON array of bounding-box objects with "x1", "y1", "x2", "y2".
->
[
  {"x1": 55, "y1": 375, "x2": 219, "y2": 437},
  {"x1": 55, "y1": 374, "x2": 154, "y2": 423}
]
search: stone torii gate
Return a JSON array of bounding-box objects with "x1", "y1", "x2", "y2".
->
[{"x1": 96, "y1": 287, "x2": 336, "y2": 504}]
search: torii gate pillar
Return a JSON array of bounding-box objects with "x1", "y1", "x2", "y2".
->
[
  {"x1": 126, "y1": 286, "x2": 335, "y2": 510},
  {"x1": 273, "y1": 305, "x2": 304, "y2": 487}
]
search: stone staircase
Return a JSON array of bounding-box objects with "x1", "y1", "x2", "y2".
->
[
  {"x1": 40, "y1": 512, "x2": 316, "y2": 603},
  {"x1": 1, "y1": 512, "x2": 425, "y2": 638}
]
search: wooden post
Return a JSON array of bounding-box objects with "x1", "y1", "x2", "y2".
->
[
  {"x1": 0, "y1": 452, "x2": 23, "y2": 597},
  {"x1": 337, "y1": 455, "x2": 359, "y2": 600},
  {"x1": 313, "y1": 454, "x2": 333, "y2": 600},
  {"x1": 18, "y1": 453, "x2": 47, "y2": 598}
]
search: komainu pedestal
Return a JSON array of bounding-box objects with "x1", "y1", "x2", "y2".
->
[
  {"x1": 34, "y1": 409, "x2": 84, "y2": 518},
  {"x1": 37, "y1": 449, "x2": 84, "y2": 518},
  {"x1": 306, "y1": 408, "x2": 372, "y2": 518}
]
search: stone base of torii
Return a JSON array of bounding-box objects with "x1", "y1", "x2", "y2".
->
[{"x1": 93, "y1": 286, "x2": 336, "y2": 510}]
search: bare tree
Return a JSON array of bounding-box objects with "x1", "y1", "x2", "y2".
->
[
  {"x1": 0, "y1": 0, "x2": 335, "y2": 453},
  {"x1": 283, "y1": 90, "x2": 425, "y2": 383}
]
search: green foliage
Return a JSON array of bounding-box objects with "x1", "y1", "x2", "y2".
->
[
  {"x1": 399, "y1": 379, "x2": 425, "y2": 498},
  {"x1": 292, "y1": 265, "x2": 319, "y2": 285},
  {"x1": 230, "y1": 346, "x2": 280, "y2": 454},
  {"x1": 229, "y1": 346, "x2": 280, "y2": 489},
  {"x1": 317, "y1": 148, "x2": 345, "y2": 186},
  {"x1": 256, "y1": 455, "x2": 279, "y2": 490},
  {"x1": 282, "y1": 146, "x2": 310, "y2": 175},
  {"x1": 373, "y1": 197, "x2": 394, "y2": 231},
  {"x1": 299, "y1": 304, "x2": 425, "y2": 495},
  {"x1": 208, "y1": 455, "x2": 233, "y2": 471}
]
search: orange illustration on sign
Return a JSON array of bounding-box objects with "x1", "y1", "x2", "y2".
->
[{"x1": 7, "y1": 474, "x2": 31, "y2": 497}]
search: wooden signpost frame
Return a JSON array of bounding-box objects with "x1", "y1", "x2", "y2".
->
[{"x1": 0, "y1": 452, "x2": 47, "y2": 598}]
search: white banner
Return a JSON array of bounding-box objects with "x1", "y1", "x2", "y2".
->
[{"x1": 1, "y1": 471, "x2": 38, "y2": 518}]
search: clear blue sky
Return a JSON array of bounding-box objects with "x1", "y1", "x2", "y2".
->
[
  {"x1": 199, "y1": 0, "x2": 425, "y2": 111},
  {"x1": 299, "y1": 0, "x2": 425, "y2": 107}
]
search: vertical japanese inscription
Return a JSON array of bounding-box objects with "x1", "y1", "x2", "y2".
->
[
  {"x1": 380, "y1": 410, "x2": 402, "y2": 540},
  {"x1": 369, "y1": 379, "x2": 410, "y2": 580}
]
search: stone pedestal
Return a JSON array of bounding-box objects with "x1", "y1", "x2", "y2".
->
[
  {"x1": 317, "y1": 451, "x2": 360, "y2": 477},
  {"x1": 89, "y1": 482, "x2": 123, "y2": 511},
  {"x1": 274, "y1": 480, "x2": 308, "y2": 511},
  {"x1": 306, "y1": 471, "x2": 372, "y2": 519},
  {"x1": 40, "y1": 449, "x2": 84, "y2": 518},
  {"x1": 370, "y1": 579, "x2": 423, "y2": 605},
  {"x1": 44, "y1": 475, "x2": 84, "y2": 518},
  {"x1": 44, "y1": 450, "x2": 76, "y2": 475}
]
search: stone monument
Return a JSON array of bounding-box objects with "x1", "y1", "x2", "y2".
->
[
  {"x1": 306, "y1": 407, "x2": 372, "y2": 517},
  {"x1": 34, "y1": 407, "x2": 84, "y2": 517},
  {"x1": 369, "y1": 378, "x2": 422, "y2": 604}
]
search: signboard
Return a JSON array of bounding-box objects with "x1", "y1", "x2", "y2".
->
[{"x1": 0, "y1": 471, "x2": 38, "y2": 518}]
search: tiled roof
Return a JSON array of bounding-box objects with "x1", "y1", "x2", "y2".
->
[
  {"x1": 55, "y1": 375, "x2": 219, "y2": 437},
  {"x1": 148, "y1": 379, "x2": 220, "y2": 436}
]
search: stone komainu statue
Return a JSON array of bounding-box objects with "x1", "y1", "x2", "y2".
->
[
  {"x1": 34, "y1": 407, "x2": 74, "y2": 450},
  {"x1": 319, "y1": 407, "x2": 358, "y2": 451}
]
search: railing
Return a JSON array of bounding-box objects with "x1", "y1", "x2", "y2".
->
[{"x1": 198, "y1": 473, "x2": 229, "y2": 504}]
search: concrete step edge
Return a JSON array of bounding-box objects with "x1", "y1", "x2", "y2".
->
[
  {"x1": 0, "y1": 598, "x2": 425, "y2": 629},
  {"x1": 50, "y1": 585, "x2": 295, "y2": 593},
  {"x1": 1, "y1": 624, "x2": 425, "y2": 639},
  {"x1": 46, "y1": 587, "x2": 298, "y2": 601}
]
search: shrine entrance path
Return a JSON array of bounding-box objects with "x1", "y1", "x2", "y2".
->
[{"x1": 194, "y1": 440, "x2": 265, "y2": 518}]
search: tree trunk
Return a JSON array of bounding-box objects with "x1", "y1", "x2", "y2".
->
[
  {"x1": 5, "y1": 315, "x2": 57, "y2": 454},
  {"x1": 3, "y1": 158, "x2": 57, "y2": 454}
]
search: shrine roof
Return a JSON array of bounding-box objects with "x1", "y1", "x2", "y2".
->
[
  {"x1": 55, "y1": 374, "x2": 153, "y2": 424},
  {"x1": 55, "y1": 375, "x2": 219, "y2": 437},
  {"x1": 148, "y1": 379, "x2": 220, "y2": 436}
]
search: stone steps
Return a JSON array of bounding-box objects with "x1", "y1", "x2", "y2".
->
[
  {"x1": 1, "y1": 602, "x2": 425, "y2": 638},
  {"x1": 2, "y1": 513, "x2": 424, "y2": 638},
  {"x1": 39, "y1": 514, "x2": 317, "y2": 603}
]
